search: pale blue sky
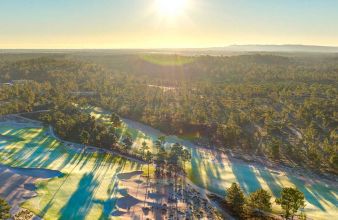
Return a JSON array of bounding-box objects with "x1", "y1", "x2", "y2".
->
[{"x1": 1, "y1": 0, "x2": 337, "y2": 48}]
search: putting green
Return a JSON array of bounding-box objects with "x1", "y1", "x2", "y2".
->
[
  {"x1": 82, "y1": 107, "x2": 338, "y2": 220},
  {"x1": 0, "y1": 123, "x2": 142, "y2": 220}
]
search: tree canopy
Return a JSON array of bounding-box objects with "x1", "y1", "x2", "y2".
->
[{"x1": 276, "y1": 187, "x2": 305, "y2": 219}]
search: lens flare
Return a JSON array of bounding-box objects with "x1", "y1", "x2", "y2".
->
[{"x1": 155, "y1": 0, "x2": 188, "y2": 17}]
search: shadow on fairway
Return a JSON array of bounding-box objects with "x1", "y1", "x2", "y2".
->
[
  {"x1": 258, "y1": 168, "x2": 282, "y2": 197},
  {"x1": 59, "y1": 173, "x2": 99, "y2": 220},
  {"x1": 289, "y1": 176, "x2": 326, "y2": 211},
  {"x1": 311, "y1": 184, "x2": 337, "y2": 207},
  {"x1": 230, "y1": 161, "x2": 261, "y2": 194},
  {"x1": 188, "y1": 148, "x2": 204, "y2": 189}
]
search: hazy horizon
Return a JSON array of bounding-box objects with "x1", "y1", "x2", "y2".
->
[
  {"x1": 1, "y1": 44, "x2": 338, "y2": 51},
  {"x1": 1, "y1": 0, "x2": 338, "y2": 49}
]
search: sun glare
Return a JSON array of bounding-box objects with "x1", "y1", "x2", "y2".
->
[{"x1": 155, "y1": 0, "x2": 188, "y2": 17}]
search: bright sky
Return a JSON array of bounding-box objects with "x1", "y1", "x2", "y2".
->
[{"x1": 1, "y1": 0, "x2": 338, "y2": 49}]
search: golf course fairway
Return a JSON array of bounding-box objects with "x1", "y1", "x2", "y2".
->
[
  {"x1": 0, "y1": 121, "x2": 143, "y2": 220},
  {"x1": 0, "y1": 111, "x2": 337, "y2": 219},
  {"x1": 84, "y1": 106, "x2": 338, "y2": 220}
]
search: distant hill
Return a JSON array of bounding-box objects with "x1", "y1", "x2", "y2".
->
[
  {"x1": 1, "y1": 45, "x2": 338, "y2": 56},
  {"x1": 219, "y1": 45, "x2": 338, "y2": 53}
]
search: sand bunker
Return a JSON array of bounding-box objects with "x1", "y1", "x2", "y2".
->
[
  {"x1": 111, "y1": 210, "x2": 127, "y2": 217},
  {"x1": 5, "y1": 165, "x2": 63, "y2": 179},
  {"x1": 116, "y1": 195, "x2": 141, "y2": 210},
  {"x1": 0, "y1": 163, "x2": 63, "y2": 215},
  {"x1": 117, "y1": 171, "x2": 143, "y2": 180},
  {"x1": 148, "y1": 192, "x2": 166, "y2": 200}
]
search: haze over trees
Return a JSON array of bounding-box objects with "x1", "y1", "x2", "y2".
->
[{"x1": 0, "y1": 52, "x2": 337, "y2": 175}]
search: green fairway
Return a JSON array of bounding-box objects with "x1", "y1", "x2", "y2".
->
[
  {"x1": 80, "y1": 107, "x2": 338, "y2": 220},
  {"x1": 186, "y1": 147, "x2": 338, "y2": 219},
  {"x1": 0, "y1": 123, "x2": 142, "y2": 220},
  {"x1": 1, "y1": 111, "x2": 337, "y2": 219}
]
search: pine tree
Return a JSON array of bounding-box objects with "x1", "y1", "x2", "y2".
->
[
  {"x1": 247, "y1": 189, "x2": 272, "y2": 216},
  {"x1": 226, "y1": 183, "x2": 245, "y2": 216},
  {"x1": 276, "y1": 187, "x2": 305, "y2": 220}
]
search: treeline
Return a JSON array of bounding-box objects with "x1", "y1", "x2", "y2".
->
[
  {"x1": 0, "y1": 53, "x2": 337, "y2": 173},
  {"x1": 90, "y1": 75, "x2": 337, "y2": 173},
  {"x1": 34, "y1": 104, "x2": 141, "y2": 160},
  {"x1": 38, "y1": 104, "x2": 116, "y2": 147},
  {"x1": 0, "y1": 81, "x2": 52, "y2": 115},
  {"x1": 218, "y1": 183, "x2": 306, "y2": 220}
]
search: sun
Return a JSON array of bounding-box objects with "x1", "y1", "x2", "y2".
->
[{"x1": 155, "y1": 0, "x2": 188, "y2": 17}]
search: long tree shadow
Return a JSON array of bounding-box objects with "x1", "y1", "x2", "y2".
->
[
  {"x1": 188, "y1": 148, "x2": 205, "y2": 189},
  {"x1": 95, "y1": 197, "x2": 119, "y2": 220},
  {"x1": 230, "y1": 161, "x2": 261, "y2": 194},
  {"x1": 38, "y1": 155, "x2": 87, "y2": 218},
  {"x1": 289, "y1": 176, "x2": 325, "y2": 211},
  {"x1": 88, "y1": 157, "x2": 127, "y2": 220},
  {"x1": 59, "y1": 173, "x2": 99, "y2": 220},
  {"x1": 58, "y1": 148, "x2": 82, "y2": 170},
  {"x1": 2, "y1": 127, "x2": 65, "y2": 169},
  {"x1": 4, "y1": 127, "x2": 88, "y2": 172},
  {"x1": 30, "y1": 141, "x2": 64, "y2": 168},
  {"x1": 205, "y1": 153, "x2": 223, "y2": 180},
  {"x1": 311, "y1": 183, "x2": 338, "y2": 207},
  {"x1": 204, "y1": 160, "x2": 226, "y2": 195},
  {"x1": 5, "y1": 141, "x2": 44, "y2": 167},
  {"x1": 8, "y1": 137, "x2": 64, "y2": 169},
  {"x1": 91, "y1": 153, "x2": 115, "y2": 174},
  {"x1": 258, "y1": 168, "x2": 282, "y2": 197},
  {"x1": 96, "y1": 171, "x2": 122, "y2": 219}
]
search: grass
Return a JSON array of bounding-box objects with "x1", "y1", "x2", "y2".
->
[
  {"x1": 186, "y1": 148, "x2": 338, "y2": 219},
  {"x1": 80, "y1": 106, "x2": 338, "y2": 220},
  {"x1": 0, "y1": 124, "x2": 142, "y2": 220},
  {"x1": 4, "y1": 106, "x2": 336, "y2": 219}
]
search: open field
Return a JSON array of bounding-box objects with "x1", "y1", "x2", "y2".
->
[
  {"x1": 0, "y1": 121, "x2": 147, "y2": 220},
  {"x1": 84, "y1": 106, "x2": 338, "y2": 220}
]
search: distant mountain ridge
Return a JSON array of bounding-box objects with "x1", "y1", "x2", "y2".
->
[
  {"x1": 1, "y1": 44, "x2": 338, "y2": 54},
  {"x1": 222, "y1": 44, "x2": 338, "y2": 53}
]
